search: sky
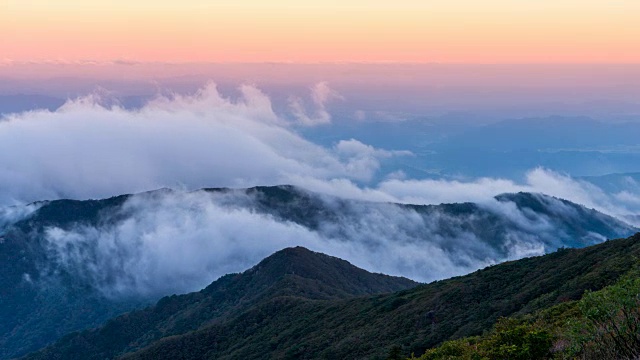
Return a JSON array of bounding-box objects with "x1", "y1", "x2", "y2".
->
[
  {"x1": 0, "y1": 1, "x2": 639, "y2": 199},
  {"x1": 2, "y1": 0, "x2": 640, "y2": 64}
]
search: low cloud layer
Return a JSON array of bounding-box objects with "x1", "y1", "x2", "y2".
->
[
  {"x1": 0, "y1": 83, "x2": 396, "y2": 205},
  {"x1": 1, "y1": 82, "x2": 639, "y2": 299},
  {"x1": 41, "y1": 190, "x2": 471, "y2": 297},
  {"x1": 35, "y1": 188, "x2": 633, "y2": 298},
  {"x1": 378, "y1": 168, "x2": 640, "y2": 225},
  {"x1": 0, "y1": 82, "x2": 637, "y2": 224},
  {"x1": 0, "y1": 203, "x2": 41, "y2": 232}
]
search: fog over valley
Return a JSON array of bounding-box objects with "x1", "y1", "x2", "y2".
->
[{"x1": 1, "y1": 83, "x2": 639, "y2": 300}]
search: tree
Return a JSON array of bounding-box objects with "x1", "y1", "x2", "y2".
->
[
  {"x1": 386, "y1": 345, "x2": 403, "y2": 360},
  {"x1": 480, "y1": 318, "x2": 552, "y2": 360},
  {"x1": 569, "y1": 273, "x2": 640, "y2": 359}
]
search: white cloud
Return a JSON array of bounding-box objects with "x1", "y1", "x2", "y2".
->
[
  {"x1": 289, "y1": 82, "x2": 343, "y2": 126},
  {"x1": 0, "y1": 83, "x2": 396, "y2": 205},
  {"x1": 365, "y1": 168, "x2": 639, "y2": 225},
  {"x1": 615, "y1": 191, "x2": 640, "y2": 206},
  {"x1": 334, "y1": 139, "x2": 412, "y2": 182},
  {"x1": 41, "y1": 190, "x2": 487, "y2": 297},
  {"x1": 0, "y1": 203, "x2": 42, "y2": 231},
  {"x1": 377, "y1": 177, "x2": 527, "y2": 205},
  {"x1": 35, "y1": 189, "x2": 527, "y2": 297},
  {"x1": 39, "y1": 182, "x2": 634, "y2": 298},
  {"x1": 1, "y1": 82, "x2": 631, "y2": 223},
  {"x1": 1, "y1": 82, "x2": 638, "y2": 300}
]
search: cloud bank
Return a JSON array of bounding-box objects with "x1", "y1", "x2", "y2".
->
[
  {"x1": 0, "y1": 83, "x2": 637, "y2": 299},
  {"x1": 0, "y1": 83, "x2": 394, "y2": 205},
  {"x1": 38, "y1": 188, "x2": 632, "y2": 298},
  {"x1": 0, "y1": 82, "x2": 637, "y2": 222}
]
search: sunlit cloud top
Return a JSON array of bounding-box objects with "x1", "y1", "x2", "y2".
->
[{"x1": 2, "y1": 0, "x2": 640, "y2": 64}]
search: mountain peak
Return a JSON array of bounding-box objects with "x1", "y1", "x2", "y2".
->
[
  {"x1": 20, "y1": 247, "x2": 418, "y2": 360},
  {"x1": 25, "y1": 233, "x2": 640, "y2": 360},
  {"x1": 204, "y1": 246, "x2": 418, "y2": 301}
]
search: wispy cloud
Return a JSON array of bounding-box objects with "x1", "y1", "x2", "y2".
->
[
  {"x1": 38, "y1": 186, "x2": 633, "y2": 298},
  {"x1": 289, "y1": 82, "x2": 343, "y2": 126}
]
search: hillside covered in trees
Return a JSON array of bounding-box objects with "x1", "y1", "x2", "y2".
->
[
  {"x1": 24, "y1": 233, "x2": 640, "y2": 359},
  {"x1": 3, "y1": 186, "x2": 635, "y2": 359}
]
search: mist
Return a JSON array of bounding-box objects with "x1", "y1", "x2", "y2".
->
[
  {"x1": 41, "y1": 190, "x2": 486, "y2": 297},
  {"x1": 0, "y1": 83, "x2": 401, "y2": 205},
  {"x1": 0, "y1": 83, "x2": 637, "y2": 220},
  {"x1": 0, "y1": 82, "x2": 638, "y2": 298},
  {"x1": 0, "y1": 203, "x2": 41, "y2": 232},
  {"x1": 38, "y1": 188, "x2": 635, "y2": 298}
]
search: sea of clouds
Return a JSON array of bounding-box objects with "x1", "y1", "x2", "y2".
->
[{"x1": 1, "y1": 83, "x2": 638, "y2": 297}]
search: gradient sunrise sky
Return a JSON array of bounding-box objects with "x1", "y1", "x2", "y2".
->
[{"x1": 2, "y1": 0, "x2": 639, "y2": 64}]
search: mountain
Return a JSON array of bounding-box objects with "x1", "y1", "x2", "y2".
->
[
  {"x1": 211, "y1": 186, "x2": 634, "y2": 251},
  {"x1": 580, "y1": 172, "x2": 640, "y2": 193},
  {"x1": 441, "y1": 117, "x2": 640, "y2": 151},
  {"x1": 0, "y1": 95, "x2": 65, "y2": 115},
  {"x1": 0, "y1": 195, "x2": 142, "y2": 359},
  {"x1": 0, "y1": 186, "x2": 636, "y2": 358},
  {"x1": 301, "y1": 115, "x2": 640, "y2": 179},
  {"x1": 23, "y1": 233, "x2": 640, "y2": 360},
  {"x1": 21, "y1": 247, "x2": 417, "y2": 360},
  {"x1": 429, "y1": 117, "x2": 640, "y2": 177}
]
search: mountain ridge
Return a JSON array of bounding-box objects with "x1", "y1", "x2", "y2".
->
[
  {"x1": 22, "y1": 233, "x2": 640, "y2": 360},
  {"x1": 0, "y1": 185, "x2": 636, "y2": 358},
  {"x1": 20, "y1": 246, "x2": 418, "y2": 360}
]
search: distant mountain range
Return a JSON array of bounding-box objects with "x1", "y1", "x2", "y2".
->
[
  {"x1": 580, "y1": 171, "x2": 640, "y2": 194},
  {"x1": 0, "y1": 186, "x2": 637, "y2": 358},
  {"x1": 302, "y1": 116, "x2": 640, "y2": 178},
  {"x1": 0, "y1": 95, "x2": 64, "y2": 115}
]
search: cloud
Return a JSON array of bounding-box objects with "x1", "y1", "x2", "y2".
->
[
  {"x1": 525, "y1": 168, "x2": 612, "y2": 210},
  {"x1": 0, "y1": 83, "x2": 396, "y2": 205},
  {"x1": 377, "y1": 177, "x2": 527, "y2": 205},
  {"x1": 364, "y1": 168, "x2": 639, "y2": 225},
  {"x1": 334, "y1": 139, "x2": 412, "y2": 182},
  {"x1": 1, "y1": 81, "x2": 635, "y2": 224},
  {"x1": 42, "y1": 190, "x2": 484, "y2": 297},
  {"x1": 615, "y1": 191, "x2": 640, "y2": 206},
  {"x1": 0, "y1": 203, "x2": 41, "y2": 232},
  {"x1": 289, "y1": 82, "x2": 343, "y2": 126},
  {"x1": 1, "y1": 81, "x2": 639, "y2": 300},
  {"x1": 33, "y1": 190, "x2": 502, "y2": 297},
  {"x1": 39, "y1": 185, "x2": 634, "y2": 298}
]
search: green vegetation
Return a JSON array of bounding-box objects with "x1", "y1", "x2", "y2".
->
[
  {"x1": 566, "y1": 271, "x2": 640, "y2": 359},
  {"x1": 0, "y1": 194, "x2": 145, "y2": 359},
  {"x1": 410, "y1": 268, "x2": 640, "y2": 360},
  {"x1": 22, "y1": 247, "x2": 417, "y2": 360},
  {"x1": 23, "y1": 233, "x2": 640, "y2": 360}
]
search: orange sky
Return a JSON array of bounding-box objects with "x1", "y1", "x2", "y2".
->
[{"x1": 1, "y1": 0, "x2": 640, "y2": 64}]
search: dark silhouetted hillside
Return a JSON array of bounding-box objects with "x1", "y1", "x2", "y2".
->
[
  {"x1": 21, "y1": 247, "x2": 417, "y2": 360},
  {"x1": 23, "y1": 233, "x2": 640, "y2": 360},
  {"x1": 1, "y1": 186, "x2": 636, "y2": 359}
]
